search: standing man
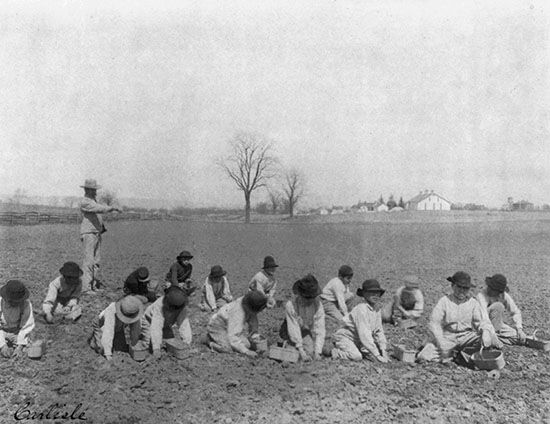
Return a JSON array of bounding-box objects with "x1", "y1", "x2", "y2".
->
[{"x1": 79, "y1": 179, "x2": 121, "y2": 294}]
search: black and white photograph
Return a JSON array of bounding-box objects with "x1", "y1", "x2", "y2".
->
[{"x1": 0, "y1": 0, "x2": 549, "y2": 422}]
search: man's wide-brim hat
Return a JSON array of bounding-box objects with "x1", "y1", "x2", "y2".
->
[
  {"x1": 59, "y1": 262, "x2": 83, "y2": 279},
  {"x1": 177, "y1": 250, "x2": 193, "y2": 260},
  {"x1": 80, "y1": 179, "x2": 101, "y2": 190},
  {"x1": 209, "y1": 265, "x2": 226, "y2": 278},
  {"x1": 0, "y1": 280, "x2": 30, "y2": 302},
  {"x1": 293, "y1": 274, "x2": 321, "y2": 298},
  {"x1": 262, "y1": 256, "x2": 278, "y2": 269},
  {"x1": 243, "y1": 291, "x2": 268, "y2": 313},
  {"x1": 115, "y1": 296, "x2": 145, "y2": 324},
  {"x1": 447, "y1": 271, "x2": 475, "y2": 288},
  {"x1": 357, "y1": 279, "x2": 385, "y2": 297},
  {"x1": 485, "y1": 274, "x2": 508, "y2": 293}
]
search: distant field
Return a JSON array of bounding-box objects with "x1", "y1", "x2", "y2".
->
[{"x1": 0, "y1": 219, "x2": 549, "y2": 423}]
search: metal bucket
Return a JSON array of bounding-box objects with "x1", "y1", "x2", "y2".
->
[{"x1": 28, "y1": 340, "x2": 45, "y2": 360}]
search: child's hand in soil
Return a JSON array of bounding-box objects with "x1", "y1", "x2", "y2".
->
[
  {"x1": 1, "y1": 345, "x2": 13, "y2": 358},
  {"x1": 299, "y1": 349, "x2": 312, "y2": 362},
  {"x1": 12, "y1": 345, "x2": 24, "y2": 359}
]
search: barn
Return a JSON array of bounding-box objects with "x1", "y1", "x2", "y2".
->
[{"x1": 406, "y1": 190, "x2": 451, "y2": 211}]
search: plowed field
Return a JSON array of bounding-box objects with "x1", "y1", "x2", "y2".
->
[{"x1": 0, "y1": 218, "x2": 549, "y2": 423}]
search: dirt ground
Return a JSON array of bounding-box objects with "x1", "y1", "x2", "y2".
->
[{"x1": 0, "y1": 218, "x2": 549, "y2": 423}]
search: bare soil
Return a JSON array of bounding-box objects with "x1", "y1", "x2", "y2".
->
[{"x1": 0, "y1": 219, "x2": 549, "y2": 423}]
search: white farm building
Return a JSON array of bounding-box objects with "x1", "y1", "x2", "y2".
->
[{"x1": 406, "y1": 190, "x2": 452, "y2": 211}]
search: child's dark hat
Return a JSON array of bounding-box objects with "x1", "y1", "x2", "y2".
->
[
  {"x1": 292, "y1": 274, "x2": 321, "y2": 298},
  {"x1": 0, "y1": 280, "x2": 30, "y2": 302},
  {"x1": 446, "y1": 271, "x2": 475, "y2": 288},
  {"x1": 243, "y1": 291, "x2": 268, "y2": 312},
  {"x1": 209, "y1": 265, "x2": 227, "y2": 278},
  {"x1": 164, "y1": 286, "x2": 188, "y2": 308},
  {"x1": 262, "y1": 256, "x2": 278, "y2": 269},
  {"x1": 177, "y1": 250, "x2": 193, "y2": 260},
  {"x1": 136, "y1": 267, "x2": 150, "y2": 282},
  {"x1": 59, "y1": 262, "x2": 83, "y2": 279},
  {"x1": 485, "y1": 274, "x2": 508, "y2": 293},
  {"x1": 338, "y1": 265, "x2": 353, "y2": 278},
  {"x1": 357, "y1": 279, "x2": 385, "y2": 297}
]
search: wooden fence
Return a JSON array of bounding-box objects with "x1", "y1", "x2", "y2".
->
[{"x1": 0, "y1": 211, "x2": 182, "y2": 226}]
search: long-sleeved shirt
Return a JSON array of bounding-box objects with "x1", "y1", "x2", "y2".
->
[
  {"x1": 80, "y1": 196, "x2": 111, "y2": 235},
  {"x1": 43, "y1": 276, "x2": 82, "y2": 314},
  {"x1": 208, "y1": 297, "x2": 258, "y2": 354},
  {"x1": 338, "y1": 302, "x2": 387, "y2": 357},
  {"x1": 476, "y1": 289, "x2": 522, "y2": 331},
  {"x1": 166, "y1": 262, "x2": 193, "y2": 286},
  {"x1": 0, "y1": 298, "x2": 35, "y2": 347},
  {"x1": 92, "y1": 302, "x2": 141, "y2": 357},
  {"x1": 285, "y1": 298, "x2": 325, "y2": 354},
  {"x1": 394, "y1": 286, "x2": 424, "y2": 318},
  {"x1": 429, "y1": 294, "x2": 492, "y2": 345},
  {"x1": 142, "y1": 297, "x2": 191, "y2": 351},
  {"x1": 203, "y1": 276, "x2": 233, "y2": 310},
  {"x1": 248, "y1": 271, "x2": 276, "y2": 298},
  {"x1": 320, "y1": 277, "x2": 352, "y2": 315}
]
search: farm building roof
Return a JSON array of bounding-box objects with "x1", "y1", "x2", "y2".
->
[{"x1": 407, "y1": 191, "x2": 452, "y2": 205}]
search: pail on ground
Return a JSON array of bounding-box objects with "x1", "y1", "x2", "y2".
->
[
  {"x1": 27, "y1": 340, "x2": 45, "y2": 360},
  {"x1": 525, "y1": 329, "x2": 550, "y2": 352},
  {"x1": 392, "y1": 344, "x2": 417, "y2": 363},
  {"x1": 268, "y1": 342, "x2": 299, "y2": 363},
  {"x1": 165, "y1": 339, "x2": 188, "y2": 359}
]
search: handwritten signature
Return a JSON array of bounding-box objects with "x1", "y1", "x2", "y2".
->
[{"x1": 14, "y1": 402, "x2": 87, "y2": 421}]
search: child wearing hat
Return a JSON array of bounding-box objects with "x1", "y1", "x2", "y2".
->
[
  {"x1": 166, "y1": 250, "x2": 197, "y2": 296},
  {"x1": 330, "y1": 279, "x2": 389, "y2": 362},
  {"x1": 124, "y1": 267, "x2": 158, "y2": 303},
  {"x1": 320, "y1": 265, "x2": 355, "y2": 323},
  {"x1": 417, "y1": 272, "x2": 499, "y2": 363},
  {"x1": 199, "y1": 265, "x2": 233, "y2": 312},
  {"x1": 43, "y1": 262, "x2": 83, "y2": 323},
  {"x1": 476, "y1": 274, "x2": 526, "y2": 345},
  {"x1": 381, "y1": 275, "x2": 424, "y2": 324},
  {"x1": 0, "y1": 280, "x2": 35, "y2": 359},
  {"x1": 248, "y1": 256, "x2": 278, "y2": 308},
  {"x1": 141, "y1": 286, "x2": 192, "y2": 359},
  {"x1": 206, "y1": 291, "x2": 268, "y2": 357},
  {"x1": 89, "y1": 295, "x2": 145, "y2": 361},
  {"x1": 279, "y1": 274, "x2": 325, "y2": 361}
]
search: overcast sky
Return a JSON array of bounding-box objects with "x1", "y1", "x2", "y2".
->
[{"x1": 1, "y1": 0, "x2": 548, "y2": 208}]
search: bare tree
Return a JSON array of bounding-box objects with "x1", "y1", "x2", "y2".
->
[
  {"x1": 282, "y1": 168, "x2": 305, "y2": 218},
  {"x1": 219, "y1": 132, "x2": 277, "y2": 223},
  {"x1": 268, "y1": 190, "x2": 281, "y2": 214},
  {"x1": 98, "y1": 189, "x2": 117, "y2": 206}
]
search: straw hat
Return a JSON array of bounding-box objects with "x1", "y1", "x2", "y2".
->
[{"x1": 115, "y1": 296, "x2": 145, "y2": 324}]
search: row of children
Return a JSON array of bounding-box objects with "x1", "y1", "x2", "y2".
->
[{"x1": 0, "y1": 251, "x2": 526, "y2": 363}]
